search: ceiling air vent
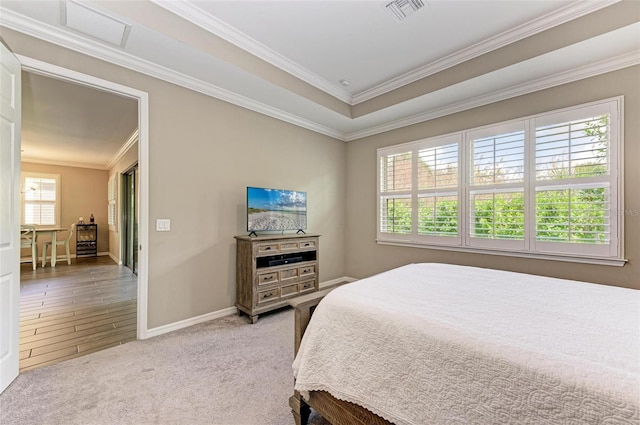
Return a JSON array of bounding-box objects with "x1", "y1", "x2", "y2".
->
[
  {"x1": 385, "y1": 0, "x2": 425, "y2": 22},
  {"x1": 61, "y1": 0, "x2": 131, "y2": 48}
]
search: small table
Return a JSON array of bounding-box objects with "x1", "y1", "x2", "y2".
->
[{"x1": 34, "y1": 227, "x2": 67, "y2": 267}]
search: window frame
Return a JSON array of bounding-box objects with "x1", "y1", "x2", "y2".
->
[
  {"x1": 21, "y1": 171, "x2": 61, "y2": 228},
  {"x1": 376, "y1": 97, "x2": 624, "y2": 266}
]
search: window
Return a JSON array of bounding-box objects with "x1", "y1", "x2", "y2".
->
[
  {"x1": 377, "y1": 98, "x2": 622, "y2": 264},
  {"x1": 532, "y1": 103, "x2": 617, "y2": 258},
  {"x1": 21, "y1": 172, "x2": 60, "y2": 227},
  {"x1": 108, "y1": 174, "x2": 117, "y2": 231},
  {"x1": 417, "y1": 138, "x2": 459, "y2": 240},
  {"x1": 379, "y1": 147, "x2": 412, "y2": 235},
  {"x1": 468, "y1": 122, "x2": 525, "y2": 250}
]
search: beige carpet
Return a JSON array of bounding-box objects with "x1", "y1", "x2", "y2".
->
[{"x1": 0, "y1": 308, "x2": 328, "y2": 425}]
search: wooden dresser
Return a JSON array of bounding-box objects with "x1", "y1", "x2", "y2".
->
[{"x1": 235, "y1": 234, "x2": 320, "y2": 324}]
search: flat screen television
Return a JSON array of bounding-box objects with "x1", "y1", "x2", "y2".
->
[{"x1": 247, "y1": 187, "x2": 307, "y2": 234}]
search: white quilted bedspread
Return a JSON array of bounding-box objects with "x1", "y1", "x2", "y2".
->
[{"x1": 292, "y1": 263, "x2": 640, "y2": 424}]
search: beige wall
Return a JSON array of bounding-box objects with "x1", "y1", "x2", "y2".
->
[
  {"x1": 146, "y1": 82, "x2": 346, "y2": 326},
  {"x1": 108, "y1": 141, "x2": 139, "y2": 263},
  {"x1": 2, "y1": 29, "x2": 347, "y2": 329},
  {"x1": 345, "y1": 66, "x2": 640, "y2": 289},
  {"x1": 21, "y1": 162, "x2": 109, "y2": 257}
]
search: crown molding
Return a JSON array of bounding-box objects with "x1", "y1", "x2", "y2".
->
[
  {"x1": 2, "y1": 3, "x2": 634, "y2": 145},
  {"x1": 352, "y1": 0, "x2": 621, "y2": 104},
  {"x1": 106, "y1": 128, "x2": 138, "y2": 170},
  {"x1": 21, "y1": 158, "x2": 109, "y2": 170},
  {"x1": 0, "y1": 7, "x2": 345, "y2": 141},
  {"x1": 345, "y1": 50, "x2": 640, "y2": 141},
  {"x1": 148, "y1": 0, "x2": 621, "y2": 106},
  {"x1": 151, "y1": 0, "x2": 353, "y2": 104}
]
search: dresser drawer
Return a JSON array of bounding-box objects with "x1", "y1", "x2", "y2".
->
[
  {"x1": 257, "y1": 288, "x2": 280, "y2": 305},
  {"x1": 280, "y1": 267, "x2": 299, "y2": 281},
  {"x1": 279, "y1": 241, "x2": 299, "y2": 251},
  {"x1": 257, "y1": 243, "x2": 279, "y2": 254},
  {"x1": 257, "y1": 271, "x2": 278, "y2": 285},
  {"x1": 298, "y1": 240, "x2": 316, "y2": 250},
  {"x1": 299, "y1": 264, "x2": 315, "y2": 276},
  {"x1": 298, "y1": 279, "x2": 316, "y2": 293},
  {"x1": 280, "y1": 283, "x2": 298, "y2": 297}
]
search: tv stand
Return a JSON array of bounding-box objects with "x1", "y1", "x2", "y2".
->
[
  {"x1": 296, "y1": 229, "x2": 306, "y2": 234},
  {"x1": 235, "y1": 234, "x2": 320, "y2": 324},
  {"x1": 248, "y1": 231, "x2": 258, "y2": 237}
]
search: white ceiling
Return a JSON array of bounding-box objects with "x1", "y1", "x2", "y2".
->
[
  {"x1": 21, "y1": 72, "x2": 138, "y2": 169},
  {"x1": 193, "y1": 0, "x2": 571, "y2": 96},
  {"x1": 1, "y1": 0, "x2": 638, "y2": 169}
]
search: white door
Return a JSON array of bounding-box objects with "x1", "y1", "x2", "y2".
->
[{"x1": 0, "y1": 42, "x2": 22, "y2": 394}]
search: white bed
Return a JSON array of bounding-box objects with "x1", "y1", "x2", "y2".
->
[{"x1": 292, "y1": 263, "x2": 640, "y2": 424}]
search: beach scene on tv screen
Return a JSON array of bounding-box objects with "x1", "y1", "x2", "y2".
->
[{"x1": 248, "y1": 188, "x2": 307, "y2": 231}]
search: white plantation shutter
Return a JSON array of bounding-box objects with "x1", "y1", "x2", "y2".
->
[
  {"x1": 533, "y1": 103, "x2": 618, "y2": 257},
  {"x1": 470, "y1": 191, "x2": 525, "y2": 240},
  {"x1": 468, "y1": 124, "x2": 526, "y2": 249},
  {"x1": 378, "y1": 135, "x2": 462, "y2": 244},
  {"x1": 379, "y1": 149, "x2": 412, "y2": 236},
  {"x1": 471, "y1": 129, "x2": 525, "y2": 185},
  {"x1": 418, "y1": 143, "x2": 458, "y2": 189},
  {"x1": 380, "y1": 150, "x2": 412, "y2": 192},
  {"x1": 376, "y1": 98, "x2": 621, "y2": 264},
  {"x1": 535, "y1": 186, "x2": 610, "y2": 244},
  {"x1": 535, "y1": 114, "x2": 609, "y2": 180},
  {"x1": 380, "y1": 196, "x2": 412, "y2": 234},
  {"x1": 417, "y1": 194, "x2": 457, "y2": 237},
  {"x1": 416, "y1": 138, "x2": 460, "y2": 241},
  {"x1": 22, "y1": 173, "x2": 60, "y2": 226}
]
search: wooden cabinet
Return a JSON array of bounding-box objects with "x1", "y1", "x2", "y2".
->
[
  {"x1": 76, "y1": 224, "x2": 97, "y2": 257},
  {"x1": 235, "y1": 234, "x2": 319, "y2": 324}
]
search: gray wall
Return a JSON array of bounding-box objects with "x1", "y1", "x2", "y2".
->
[{"x1": 345, "y1": 66, "x2": 640, "y2": 289}]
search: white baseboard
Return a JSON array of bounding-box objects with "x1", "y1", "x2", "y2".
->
[
  {"x1": 145, "y1": 306, "x2": 238, "y2": 339},
  {"x1": 108, "y1": 252, "x2": 122, "y2": 264},
  {"x1": 319, "y1": 275, "x2": 357, "y2": 289},
  {"x1": 144, "y1": 276, "x2": 356, "y2": 339}
]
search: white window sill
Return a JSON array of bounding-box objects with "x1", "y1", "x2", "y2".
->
[{"x1": 376, "y1": 239, "x2": 627, "y2": 267}]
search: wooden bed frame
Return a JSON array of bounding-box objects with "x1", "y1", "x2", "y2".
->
[{"x1": 288, "y1": 287, "x2": 392, "y2": 425}]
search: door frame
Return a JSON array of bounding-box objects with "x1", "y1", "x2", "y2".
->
[{"x1": 18, "y1": 55, "x2": 150, "y2": 339}]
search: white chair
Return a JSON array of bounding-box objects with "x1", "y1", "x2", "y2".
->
[
  {"x1": 20, "y1": 225, "x2": 38, "y2": 270},
  {"x1": 42, "y1": 223, "x2": 75, "y2": 267}
]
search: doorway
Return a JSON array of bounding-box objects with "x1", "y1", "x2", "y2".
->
[
  {"x1": 18, "y1": 56, "x2": 149, "y2": 355},
  {"x1": 122, "y1": 164, "x2": 138, "y2": 275},
  {"x1": 17, "y1": 55, "x2": 150, "y2": 340},
  {"x1": 17, "y1": 68, "x2": 140, "y2": 371},
  {"x1": 2, "y1": 52, "x2": 150, "y2": 393}
]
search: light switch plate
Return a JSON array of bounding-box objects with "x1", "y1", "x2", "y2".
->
[{"x1": 156, "y1": 218, "x2": 171, "y2": 231}]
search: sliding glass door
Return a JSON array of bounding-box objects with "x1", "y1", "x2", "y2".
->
[{"x1": 122, "y1": 164, "x2": 138, "y2": 275}]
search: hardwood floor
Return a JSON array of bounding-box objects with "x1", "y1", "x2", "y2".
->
[{"x1": 19, "y1": 256, "x2": 137, "y2": 372}]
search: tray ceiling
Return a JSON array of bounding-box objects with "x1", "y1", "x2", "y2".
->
[{"x1": 1, "y1": 0, "x2": 638, "y2": 168}]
